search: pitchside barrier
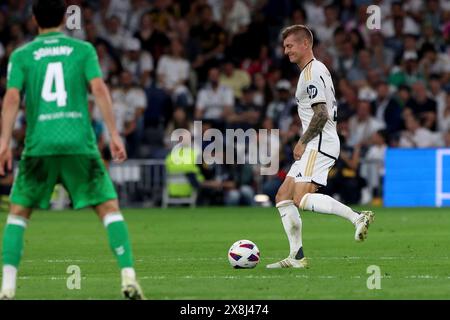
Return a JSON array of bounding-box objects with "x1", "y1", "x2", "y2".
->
[
  {"x1": 105, "y1": 159, "x2": 383, "y2": 208},
  {"x1": 109, "y1": 159, "x2": 166, "y2": 208},
  {"x1": 384, "y1": 148, "x2": 450, "y2": 207}
]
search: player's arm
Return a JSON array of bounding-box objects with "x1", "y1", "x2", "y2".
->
[
  {"x1": 293, "y1": 103, "x2": 328, "y2": 161},
  {"x1": 90, "y1": 78, "x2": 127, "y2": 163},
  {"x1": 299, "y1": 103, "x2": 328, "y2": 145},
  {"x1": 0, "y1": 88, "x2": 21, "y2": 175}
]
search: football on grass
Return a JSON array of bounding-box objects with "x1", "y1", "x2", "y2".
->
[{"x1": 228, "y1": 240, "x2": 260, "y2": 268}]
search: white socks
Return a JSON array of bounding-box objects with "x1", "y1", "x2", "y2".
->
[
  {"x1": 276, "y1": 200, "x2": 303, "y2": 258},
  {"x1": 300, "y1": 193, "x2": 360, "y2": 225},
  {"x1": 121, "y1": 267, "x2": 136, "y2": 284},
  {"x1": 1, "y1": 265, "x2": 17, "y2": 295}
]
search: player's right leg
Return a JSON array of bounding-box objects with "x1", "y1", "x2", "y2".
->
[
  {"x1": 94, "y1": 200, "x2": 145, "y2": 300},
  {"x1": 60, "y1": 155, "x2": 145, "y2": 300},
  {"x1": 0, "y1": 205, "x2": 33, "y2": 300},
  {"x1": 266, "y1": 174, "x2": 308, "y2": 269}
]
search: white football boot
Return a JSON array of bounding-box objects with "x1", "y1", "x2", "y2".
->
[
  {"x1": 0, "y1": 289, "x2": 15, "y2": 300},
  {"x1": 266, "y1": 257, "x2": 308, "y2": 269},
  {"x1": 122, "y1": 277, "x2": 146, "y2": 300},
  {"x1": 354, "y1": 210, "x2": 375, "y2": 242}
]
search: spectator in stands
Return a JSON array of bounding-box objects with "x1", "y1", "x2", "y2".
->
[
  {"x1": 84, "y1": 22, "x2": 116, "y2": 57},
  {"x1": 381, "y1": 1, "x2": 420, "y2": 38},
  {"x1": 195, "y1": 67, "x2": 234, "y2": 130},
  {"x1": 197, "y1": 150, "x2": 228, "y2": 206},
  {"x1": 347, "y1": 49, "x2": 377, "y2": 87},
  {"x1": 334, "y1": 35, "x2": 357, "y2": 78},
  {"x1": 101, "y1": 15, "x2": 131, "y2": 52},
  {"x1": 373, "y1": 81, "x2": 403, "y2": 134},
  {"x1": 95, "y1": 42, "x2": 117, "y2": 83},
  {"x1": 189, "y1": 4, "x2": 227, "y2": 84},
  {"x1": 112, "y1": 70, "x2": 148, "y2": 157},
  {"x1": 164, "y1": 107, "x2": 193, "y2": 148},
  {"x1": 221, "y1": 162, "x2": 255, "y2": 206},
  {"x1": 226, "y1": 85, "x2": 261, "y2": 130},
  {"x1": 369, "y1": 31, "x2": 395, "y2": 77},
  {"x1": 314, "y1": 4, "x2": 340, "y2": 47},
  {"x1": 337, "y1": 78, "x2": 358, "y2": 119},
  {"x1": 220, "y1": 0, "x2": 251, "y2": 40},
  {"x1": 388, "y1": 50, "x2": 425, "y2": 88},
  {"x1": 419, "y1": 43, "x2": 450, "y2": 83},
  {"x1": 157, "y1": 38, "x2": 193, "y2": 109},
  {"x1": 241, "y1": 45, "x2": 273, "y2": 77},
  {"x1": 393, "y1": 84, "x2": 411, "y2": 109},
  {"x1": 219, "y1": 59, "x2": 251, "y2": 100},
  {"x1": 265, "y1": 80, "x2": 296, "y2": 139},
  {"x1": 348, "y1": 99, "x2": 385, "y2": 147},
  {"x1": 399, "y1": 113, "x2": 440, "y2": 148},
  {"x1": 429, "y1": 75, "x2": 448, "y2": 132},
  {"x1": 253, "y1": 72, "x2": 273, "y2": 107},
  {"x1": 133, "y1": 12, "x2": 170, "y2": 63},
  {"x1": 363, "y1": 129, "x2": 388, "y2": 203},
  {"x1": 127, "y1": 0, "x2": 152, "y2": 34},
  {"x1": 121, "y1": 37, "x2": 154, "y2": 88},
  {"x1": 440, "y1": 94, "x2": 450, "y2": 132},
  {"x1": 404, "y1": 80, "x2": 437, "y2": 131}
]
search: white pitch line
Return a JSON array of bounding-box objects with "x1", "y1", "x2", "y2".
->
[
  {"x1": 22, "y1": 256, "x2": 450, "y2": 263},
  {"x1": 16, "y1": 274, "x2": 448, "y2": 281}
]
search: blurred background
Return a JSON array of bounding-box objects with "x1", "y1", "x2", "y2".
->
[{"x1": 0, "y1": 0, "x2": 449, "y2": 209}]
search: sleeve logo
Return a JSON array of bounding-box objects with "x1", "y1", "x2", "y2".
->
[{"x1": 307, "y1": 85, "x2": 318, "y2": 99}]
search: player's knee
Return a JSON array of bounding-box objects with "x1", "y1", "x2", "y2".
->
[
  {"x1": 275, "y1": 191, "x2": 290, "y2": 205},
  {"x1": 95, "y1": 199, "x2": 120, "y2": 219},
  {"x1": 9, "y1": 204, "x2": 32, "y2": 219},
  {"x1": 294, "y1": 193, "x2": 311, "y2": 210}
]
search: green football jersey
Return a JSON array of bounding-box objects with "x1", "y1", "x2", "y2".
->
[{"x1": 7, "y1": 31, "x2": 102, "y2": 156}]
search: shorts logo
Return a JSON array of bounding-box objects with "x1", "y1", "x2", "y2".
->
[{"x1": 307, "y1": 85, "x2": 318, "y2": 99}]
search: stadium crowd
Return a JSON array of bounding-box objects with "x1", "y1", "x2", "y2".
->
[{"x1": 0, "y1": 0, "x2": 450, "y2": 206}]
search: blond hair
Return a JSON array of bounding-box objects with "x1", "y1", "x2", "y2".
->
[{"x1": 281, "y1": 25, "x2": 313, "y2": 45}]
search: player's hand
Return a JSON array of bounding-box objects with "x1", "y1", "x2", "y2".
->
[
  {"x1": 293, "y1": 142, "x2": 306, "y2": 161},
  {"x1": 0, "y1": 144, "x2": 12, "y2": 176},
  {"x1": 109, "y1": 133, "x2": 127, "y2": 163}
]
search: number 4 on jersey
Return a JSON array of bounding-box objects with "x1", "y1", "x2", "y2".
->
[{"x1": 42, "y1": 62, "x2": 67, "y2": 107}]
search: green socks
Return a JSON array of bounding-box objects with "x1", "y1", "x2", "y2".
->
[
  {"x1": 2, "y1": 215, "x2": 27, "y2": 268},
  {"x1": 103, "y1": 213, "x2": 134, "y2": 269},
  {"x1": 2, "y1": 215, "x2": 28, "y2": 294}
]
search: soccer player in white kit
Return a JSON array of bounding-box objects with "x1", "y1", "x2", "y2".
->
[{"x1": 266, "y1": 25, "x2": 375, "y2": 269}]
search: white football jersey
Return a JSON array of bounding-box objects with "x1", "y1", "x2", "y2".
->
[{"x1": 295, "y1": 58, "x2": 340, "y2": 159}]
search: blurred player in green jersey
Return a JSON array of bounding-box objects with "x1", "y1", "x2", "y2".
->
[{"x1": 0, "y1": 0, "x2": 145, "y2": 300}]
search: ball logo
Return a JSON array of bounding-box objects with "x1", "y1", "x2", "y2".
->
[{"x1": 307, "y1": 85, "x2": 318, "y2": 99}]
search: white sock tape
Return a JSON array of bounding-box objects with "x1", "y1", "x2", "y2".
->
[
  {"x1": 276, "y1": 200, "x2": 294, "y2": 208},
  {"x1": 103, "y1": 212, "x2": 124, "y2": 227},
  {"x1": 6, "y1": 215, "x2": 28, "y2": 228}
]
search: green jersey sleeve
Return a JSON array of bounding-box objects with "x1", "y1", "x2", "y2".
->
[
  {"x1": 7, "y1": 51, "x2": 25, "y2": 90},
  {"x1": 84, "y1": 43, "x2": 102, "y2": 82}
]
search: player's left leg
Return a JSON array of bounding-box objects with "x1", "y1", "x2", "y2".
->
[
  {"x1": 293, "y1": 152, "x2": 374, "y2": 242},
  {"x1": 1, "y1": 156, "x2": 57, "y2": 299},
  {"x1": 298, "y1": 192, "x2": 374, "y2": 241},
  {"x1": 1, "y1": 205, "x2": 33, "y2": 300}
]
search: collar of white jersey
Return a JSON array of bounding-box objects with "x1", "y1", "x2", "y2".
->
[{"x1": 301, "y1": 58, "x2": 315, "y2": 72}]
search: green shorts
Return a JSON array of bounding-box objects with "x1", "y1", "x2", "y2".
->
[{"x1": 10, "y1": 155, "x2": 118, "y2": 210}]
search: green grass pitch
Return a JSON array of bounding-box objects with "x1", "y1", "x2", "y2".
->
[{"x1": 0, "y1": 207, "x2": 449, "y2": 300}]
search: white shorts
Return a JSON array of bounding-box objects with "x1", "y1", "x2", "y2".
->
[{"x1": 286, "y1": 149, "x2": 336, "y2": 186}]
